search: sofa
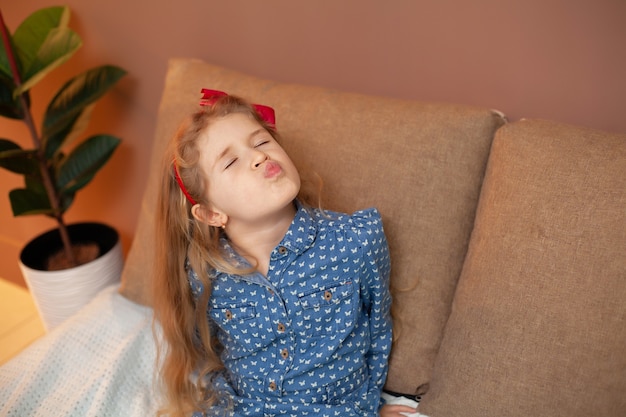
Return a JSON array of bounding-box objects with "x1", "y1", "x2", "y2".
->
[{"x1": 1, "y1": 58, "x2": 624, "y2": 417}]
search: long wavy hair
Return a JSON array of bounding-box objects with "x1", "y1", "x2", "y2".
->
[{"x1": 153, "y1": 94, "x2": 320, "y2": 416}]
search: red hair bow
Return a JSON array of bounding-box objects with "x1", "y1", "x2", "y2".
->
[{"x1": 199, "y1": 88, "x2": 276, "y2": 127}]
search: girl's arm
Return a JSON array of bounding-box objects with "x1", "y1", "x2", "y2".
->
[
  {"x1": 380, "y1": 404, "x2": 419, "y2": 416},
  {"x1": 355, "y1": 209, "x2": 394, "y2": 411}
]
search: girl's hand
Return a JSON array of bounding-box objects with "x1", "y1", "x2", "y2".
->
[{"x1": 380, "y1": 403, "x2": 419, "y2": 417}]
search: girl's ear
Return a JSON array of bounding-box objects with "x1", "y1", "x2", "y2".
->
[{"x1": 191, "y1": 204, "x2": 226, "y2": 227}]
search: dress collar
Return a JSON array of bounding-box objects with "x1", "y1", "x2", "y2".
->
[
  {"x1": 217, "y1": 199, "x2": 318, "y2": 270},
  {"x1": 274, "y1": 199, "x2": 318, "y2": 256}
]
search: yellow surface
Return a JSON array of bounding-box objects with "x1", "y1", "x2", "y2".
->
[{"x1": 0, "y1": 279, "x2": 45, "y2": 365}]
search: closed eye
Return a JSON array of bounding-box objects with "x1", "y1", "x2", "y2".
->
[
  {"x1": 224, "y1": 158, "x2": 237, "y2": 170},
  {"x1": 254, "y1": 140, "x2": 270, "y2": 148}
]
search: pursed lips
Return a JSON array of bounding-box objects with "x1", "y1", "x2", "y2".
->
[{"x1": 263, "y1": 160, "x2": 282, "y2": 178}]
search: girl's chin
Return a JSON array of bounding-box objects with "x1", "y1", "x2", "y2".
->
[{"x1": 270, "y1": 180, "x2": 300, "y2": 199}]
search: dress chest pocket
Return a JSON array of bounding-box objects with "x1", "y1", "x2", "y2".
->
[
  {"x1": 296, "y1": 281, "x2": 358, "y2": 337},
  {"x1": 209, "y1": 302, "x2": 267, "y2": 355}
]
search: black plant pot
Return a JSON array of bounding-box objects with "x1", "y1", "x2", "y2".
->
[
  {"x1": 18, "y1": 222, "x2": 124, "y2": 331},
  {"x1": 20, "y1": 222, "x2": 119, "y2": 271}
]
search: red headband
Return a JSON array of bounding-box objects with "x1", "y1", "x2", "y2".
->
[
  {"x1": 173, "y1": 162, "x2": 197, "y2": 205},
  {"x1": 174, "y1": 89, "x2": 276, "y2": 205}
]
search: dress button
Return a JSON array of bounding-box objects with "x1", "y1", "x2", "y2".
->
[
  {"x1": 225, "y1": 310, "x2": 233, "y2": 320},
  {"x1": 277, "y1": 323, "x2": 286, "y2": 332},
  {"x1": 280, "y1": 348, "x2": 289, "y2": 359},
  {"x1": 278, "y1": 246, "x2": 287, "y2": 254},
  {"x1": 269, "y1": 381, "x2": 277, "y2": 391},
  {"x1": 324, "y1": 290, "x2": 333, "y2": 301}
]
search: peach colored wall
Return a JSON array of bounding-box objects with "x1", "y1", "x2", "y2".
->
[{"x1": 1, "y1": 0, "x2": 625, "y2": 287}]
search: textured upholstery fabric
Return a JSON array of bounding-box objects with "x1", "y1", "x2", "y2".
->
[
  {"x1": 118, "y1": 58, "x2": 505, "y2": 395},
  {"x1": 420, "y1": 120, "x2": 626, "y2": 417}
]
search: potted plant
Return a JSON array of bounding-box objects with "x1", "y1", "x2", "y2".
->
[{"x1": 0, "y1": 6, "x2": 127, "y2": 330}]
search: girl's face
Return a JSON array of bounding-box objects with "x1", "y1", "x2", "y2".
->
[{"x1": 194, "y1": 113, "x2": 301, "y2": 227}]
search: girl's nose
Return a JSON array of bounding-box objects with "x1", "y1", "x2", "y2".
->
[{"x1": 252, "y1": 151, "x2": 269, "y2": 168}]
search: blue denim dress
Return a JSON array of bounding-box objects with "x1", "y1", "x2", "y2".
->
[{"x1": 189, "y1": 202, "x2": 392, "y2": 416}]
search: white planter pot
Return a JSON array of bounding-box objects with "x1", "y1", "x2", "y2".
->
[{"x1": 18, "y1": 223, "x2": 124, "y2": 331}]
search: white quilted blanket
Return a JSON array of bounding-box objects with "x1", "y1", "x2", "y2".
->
[
  {"x1": 0, "y1": 285, "x2": 160, "y2": 417},
  {"x1": 0, "y1": 285, "x2": 426, "y2": 417}
]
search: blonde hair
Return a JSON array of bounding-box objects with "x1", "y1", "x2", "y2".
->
[{"x1": 153, "y1": 95, "x2": 320, "y2": 416}]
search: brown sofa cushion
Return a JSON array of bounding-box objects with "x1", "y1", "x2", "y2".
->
[
  {"x1": 118, "y1": 58, "x2": 505, "y2": 395},
  {"x1": 420, "y1": 120, "x2": 626, "y2": 416}
]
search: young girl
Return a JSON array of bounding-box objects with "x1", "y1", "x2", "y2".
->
[{"x1": 153, "y1": 89, "x2": 416, "y2": 417}]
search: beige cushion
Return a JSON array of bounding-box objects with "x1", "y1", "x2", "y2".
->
[
  {"x1": 420, "y1": 120, "x2": 626, "y2": 416},
  {"x1": 119, "y1": 58, "x2": 505, "y2": 394}
]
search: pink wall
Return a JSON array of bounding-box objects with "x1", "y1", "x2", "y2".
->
[{"x1": 1, "y1": 0, "x2": 625, "y2": 286}]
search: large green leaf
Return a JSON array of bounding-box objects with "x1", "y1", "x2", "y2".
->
[
  {"x1": 1, "y1": 6, "x2": 80, "y2": 101},
  {"x1": 16, "y1": 27, "x2": 82, "y2": 96},
  {"x1": 9, "y1": 186, "x2": 52, "y2": 217},
  {"x1": 0, "y1": 138, "x2": 38, "y2": 174},
  {"x1": 0, "y1": 36, "x2": 9, "y2": 81},
  {"x1": 0, "y1": 73, "x2": 22, "y2": 119},
  {"x1": 10, "y1": 7, "x2": 69, "y2": 65},
  {"x1": 6, "y1": 6, "x2": 82, "y2": 95},
  {"x1": 42, "y1": 65, "x2": 126, "y2": 157},
  {"x1": 0, "y1": 14, "x2": 20, "y2": 79},
  {"x1": 43, "y1": 102, "x2": 95, "y2": 159},
  {"x1": 56, "y1": 134, "x2": 121, "y2": 194}
]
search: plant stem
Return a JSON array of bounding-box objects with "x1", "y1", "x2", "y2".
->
[{"x1": 0, "y1": 10, "x2": 76, "y2": 266}]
